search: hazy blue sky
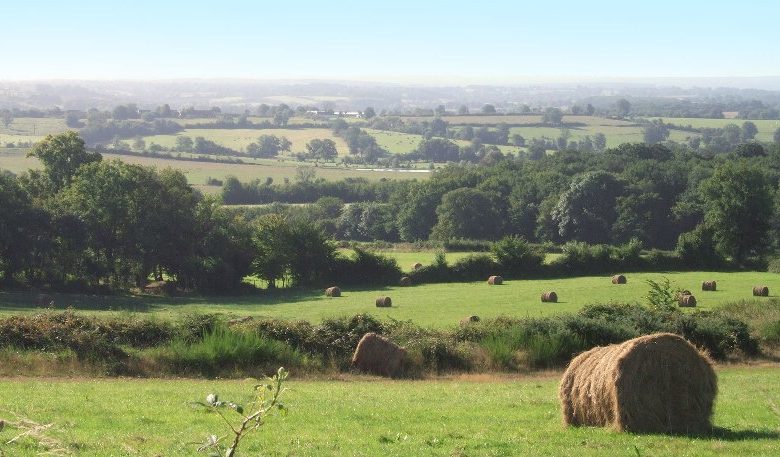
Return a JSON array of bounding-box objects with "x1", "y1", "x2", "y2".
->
[{"x1": 2, "y1": 0, "x2": 778, "y2": 81}]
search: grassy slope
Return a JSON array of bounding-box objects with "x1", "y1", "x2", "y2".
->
[
  {"x1": 2, "y1": 271, "x2": 779, "y2": 327},
  {"x1": 650, "y1": 117, "x2": 780, "y2": 142},
  {"x1": 0, "y1": 367, "x2": 777, "y2": 455}
]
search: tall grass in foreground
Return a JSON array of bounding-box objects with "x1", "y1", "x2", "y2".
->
[{"x1": 156, "y1": 326, "x2": 308, "y2": 376}]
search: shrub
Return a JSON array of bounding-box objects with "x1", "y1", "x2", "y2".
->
[
  {"x1": 676, "y1": 224, "x2": 725, "y2": 268},
  {"x1": 330, "y1": 247, "x2": 401, "y2": 286},
  {"x1": 491, "y1": 236, "x2": 544, "y2": 276}
]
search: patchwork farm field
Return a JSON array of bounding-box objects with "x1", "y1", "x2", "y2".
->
[
  {"x1": 0, "y1": 367, "x2": 777, "y2": 456},
  {"x1": 1, "y1": 271, "x2": 778, "y2": 326},
  {"x1": 650, "y1": 117, "x2": 780, "y2": 142},
  {"x1": 0, "y1": 149, "x2": 428, "y2": 189}
]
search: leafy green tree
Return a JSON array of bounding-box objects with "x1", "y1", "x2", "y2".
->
[
  {"x1": 491, "y1": 235, "x2": 543, "y2": 275},
  {"x1": 551, "y1": 171, "x2": 625, "y2": 244},
  {"x1": 0, "y1": 172, "x2": 46, "y2": 283},
  {"x1": 27, "y1": 131, "x2": 101, "y2": 191},
  {"x1": 700, "y1": 161, "x2": 773, "y2": 262},
  {"x1": 616, "y1": 99, "x2": 631, "y2": 118},
  {"x1": 248, "y1": 135, "x2": 291, "y2": 158},
  {"x1": 542, "y1": 107, "x2": 564, "y2": 126},
  {"x1": 741, "y1": 121, "x2": 758, "y2": 141},
  {"x1": 431, "y1": 188, "x2": 504, "y2": 240},
  {"x1": 774, "y1": 127, "x2": 780, "y2": 144},
  {"x1": 176, "y1": 135, "x2": 194, "y2": 152},
  {"x1": 642, "y1": 120, "x2": 670, "y2": 144},
  {"x1": 305, "y1": 138, "x2": 338, "y2": 161},
  {"x1": 481, "y1": 104, "x2": 496, "y2": 114},
  {"x1": 273, "y1": 105, "x2": 294, "y2": 127},
  {"x1": 363, "y1": 107, "x2": 376, "y2": 119},
  {"x1": 457, "y1": 105, "x2": 469, "y2": 115},
  {"x1": 593, "y1": 133, "x2": 607, "y2": 151}
]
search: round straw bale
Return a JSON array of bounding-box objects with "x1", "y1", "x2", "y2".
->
[
  {"x1": 559, "y1": 333, "x2": 717, "y2": 434},
  {"x1": 325, "y1": 286, "x2": 341, "y2": 297},
  {"x1": 399, "y1": 276, "x2": 412, "y2": 287},
  {"x1": 679, "y1": 294, "x2": 697, "y2": 307},
  {"x1": 753, "y1": 285, "x2": 769, "y2": 297},
  {"x1": 541, "y1": 291, "x2": 558, "y2": 303},
  {"x1": 611, "y1": 274, "x2": 627, "y2": 284},
  {"x1": 375, "y1": 296, "x2": 392, "y2": 307},
  {"x1": 701, "y1": 280, "x2": 717, "y2": 292},
  {"x1": 351, "y1": 332, "x2": 406, "y2": 378},
  {"x1": 411, "y1": 262, "x2": 423, "y2": 270},
  {"x1": 460, "y1": 315, "x2": 480, "y2": 325},
  {"x1": 487, "y1": 275, "x2": 503, "y2": 285}
]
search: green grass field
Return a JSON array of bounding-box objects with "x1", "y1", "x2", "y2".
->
[
  {"x1": 0, "y1": 366, "x2": 776, "y2": 455},
  {"x1": 650, "y1": 117, "x2": 780, "y2": 142},
  {"x1": 0, "y1": 149, "x2": 429, "y2": 191},
  {"x1": 1, "y1": 271, "x2": 778, "y2": 327},
  {"x1": 0, "y1": 117, "x2": 68, "y2": 145},
  {"x1": 141, "y1": 128, "x2": 350, "y2": 156}
]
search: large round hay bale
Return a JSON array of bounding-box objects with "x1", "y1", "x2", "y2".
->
[
  {"x1": 399, "y1": 276, "x2": 412, "y2": 287},
  {"x1": 375, "y1": 296, "x2": 392, "y2": 307},
  {"x1": 325, "y1": 286, "x2": 341, "y2": 297},
  {"x1": 460, "y1": 315, "x2": 480, "y2": 325},
  {"x1": 351, "y1": 332, "x2": 406, "y2": 378},
  {"x1": 753, "y1": 285, "x2": 769, "y2": 297},
  {"x1": 701, "y1": 280, "x2": 717, "y2": 292},
  {"x1": 541, "y1": 291, "x2": 558, "y2": 303},
  {"x1": 679, "y1": 294, "x2": 697, "y2": 307},
  {"x1": 559, "y1": 333, "x2": 717, "y2": 434},
  {"x1": 487, "y1": 275, "x2": 503, "y2": 285},
  {"x1": 411, "y1": 262, "x2": 423, "y2": 271},
  {"x1": 611, "y1": 274, "x2": 627, "y2": 284}
]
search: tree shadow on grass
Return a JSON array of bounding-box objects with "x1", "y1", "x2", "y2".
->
[{"x1": 0, "y1": 284, "x2": 397, "y2": 314}]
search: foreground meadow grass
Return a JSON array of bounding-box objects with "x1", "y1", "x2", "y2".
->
[
  {"x1": 1, "y1": 271, "x2": 779, "y2": 327},
  {"x1": 0, "y1": 367, "x2": 777, "y2": 455}
]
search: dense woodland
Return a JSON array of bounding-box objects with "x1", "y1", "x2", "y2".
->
[{"x1": 1, "y1": 128, "x2": 779, "y2": 294}]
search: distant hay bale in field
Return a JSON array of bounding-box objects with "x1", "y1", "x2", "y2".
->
[
  {"x1": 753, "y1": 285, "x2": 769, "y2": 297},
  {"x1": 325, "y1": 286, "x2": 341, "y2": 297},
  {"x1": 611, "y1": 274, "x2": 627, "y2": 284},
  {"x1": 411, "y1": 262, "x2": 423, "y2": 270},
  {"x1": 559, "y1": 333, "x2": 717, "y2": 434},
  {"x1": 677, "y1": 290, "x2": 692, "y2": 300},
  {"x1": 541, "y1": 291, "x2": 558, "y2": 303},
  {"x1": 701, "y1": 280, "x2": 717, "y2": 292},
  {"x1": 351, "y1": 332, "x2": 406, "y2": 377},
  {"x1": 36, "y1": 294, "x2": 55, "y2": 307},
  {"x1": 679, "y1": 294, "x2": 697, "y2": 307},
  {"x1": 487, "y1": 275, "x2": 503, "y2": 285},
  {"x1": 460, "y1": 315, "x2": 480, "y2": 325},
  {"x1": 375, "y1": 296, "x2": 392, "y2": 307},
  {"x1": 399, "y1": 276, "x2": 412, "y2": 287}
]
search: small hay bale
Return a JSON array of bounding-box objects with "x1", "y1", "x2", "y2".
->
[
  {"x1": 460, "y1": 315, "x2": 480, "y2": 325},
  {"x1": 411, "y1": 262, "x2": 423, "y2": 270},
  {"x1": 753, "y1": 285, "x2": 769, "y2": 297},
  {"x1": 325, "y1": 286, "x2": 341, "y2": 297},
  {"x1": 541, "y1": 291, "x2": 558, "y2": 303},
  {"x1": 559, "y1": 333, "x2": 717, "y2": 434},
  {"x1": 677, "y1": 290, "x2": 692, "y2": 299},
  {"x1": 375, "y1": 296, "x2": 392, "y2": 307},
  {"x1": 679, "y1": 294, "x2": 697, "y2": 307},
  {"x1": 701, "y1": 280, "x2": 717, "y2": 292},
  {"x1": 611, "y1": 274, "x2": 627, "y2": 284},
  {"x1": 351, "y1": 332, "x2": 406, "y2": 377},
  {"x1": 399, "y1": 276, "x2": 412, "y2": 287},
  {"x1": 487, "y1": 275, "x2": 503, "y2": 285}
]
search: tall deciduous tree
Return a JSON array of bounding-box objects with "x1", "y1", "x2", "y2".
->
[
  {"x1": 551, "y1": 171, "x2": 625, "y2": 244},
  {"x1": 700, "y1": 161, "x2": 773, "y2": 262},
  {"x1": 27, "y1": 131, "x2": 101, "y2": 191}
]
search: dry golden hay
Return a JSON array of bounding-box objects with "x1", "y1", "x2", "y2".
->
[
  {"x1": 701, "y1": 280, "x2": 717, "y2": 292},
  {"x1": 325, "y1": 286, "x2": 341, "y2": 297},
  {"x1": 399, "y1": 276, "x2": 412, "y2": 287},
  {"x1": 679, "y1": 294, "x2": 697, "y2": 307},
  {"x1": 559, "y1": 333, "x2": 717, "y2": 434},
  {"x1": 753, "y1": 285, "x2": 769, "y2": 297},
  {"x1": 460, "y1": 315, "x2": 481, "y2": 325},
  {"x1": 541, "y1": 291, "x2": 558, "y2": 303},
  {"x1": 375, "y1": 296, "x2": 392, "y2": 307},
  {"x1": 487, "y1": 275, "x2": 503, "y2": 285},
  {"x1": 411, "y1": 262, "x2": 423, "y2": 270},
  {"x1": 611, "y1": 274, "x2": 627, "y2": 284},
  {"x1": 351, "y1": 332, "x2": 406, "y2": 378}
]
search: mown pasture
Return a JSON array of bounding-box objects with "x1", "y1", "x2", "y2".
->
[
  {"x1": 0, "y1": 367, "x2": 776, "y2": 455},
  {"x1": 650, "y1": 117, "x2": 780, "y2": 142},
  {"x1": 1, "y1": 271, "x2": 778, "y2": 327}
]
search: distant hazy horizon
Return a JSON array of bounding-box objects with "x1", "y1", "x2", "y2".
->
[{"x1": 2, "y1": 1, "x2": 778, "y2": 83}]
